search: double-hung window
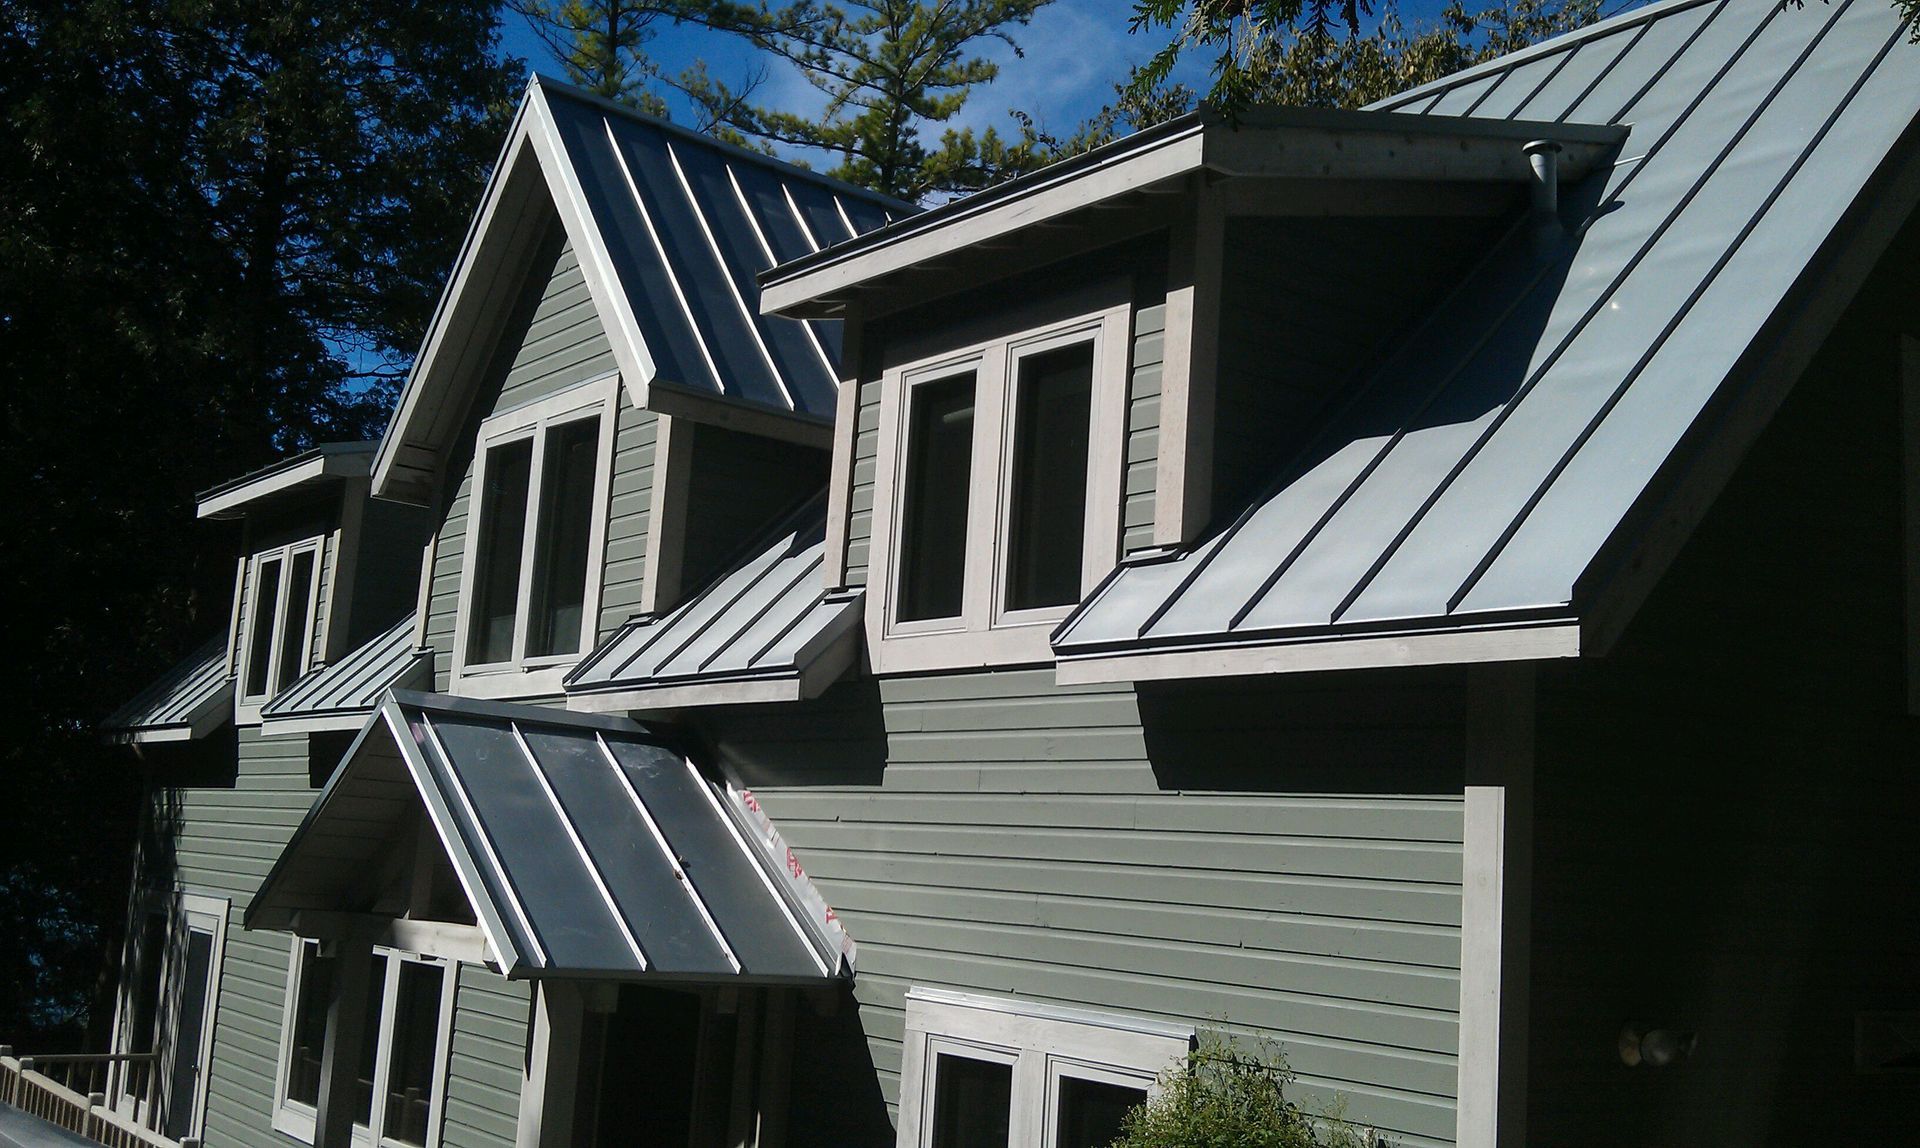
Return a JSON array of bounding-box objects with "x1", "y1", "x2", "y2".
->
[
  {"x1": 238, "y1": 538, "x2": 325, "y2": 714},
  {"x1": 272, "y1": 939, "x2": 458, "y2": 1148},
  {"x1": 898, "y1": 988, "x2": 1190, "y2": 1148},
  {"x1": 453, "y1": 374, "x2": 618, "y2": 696},
  {"x1": 873, "y1": 289, "x2": 1130, "y2": 673}
]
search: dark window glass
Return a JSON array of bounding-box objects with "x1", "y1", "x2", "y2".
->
[
  {"x1": 382, "y1": 962, "x2": 445, "y2": 1146},
  {"x1": 285, "y1": 941, "x2": 334, "y2": 1108},
  {"x1": 929, "y1": 1054, "x2": 1010, "y2": 1148},
  {"x1": 467, "y1": 439, "x2": 534, "y2": 664},
  {"x1": 276, "y1": 549, "x2": 317, "y2": 693},
  {"x1": 1054, "y1": 1076, "x2": 1146, "y2": 1148},
  {"x1": 898, "y1": 374, "x2": 976, "y2": 623},
  {"x1": 353, "y1": 955, "x2": 387, "y2": 1129},
  {"x1": 1005, "y1": 343, "x2": 1094, "y2": 612},
  {"x1": 246, "y1": 558, "x2": 283, "y2": 696},
  {"x1": 526, "y1": 417, "x2": 601, "y2": 657},
  {"x1": 127, "y1": 913, "x2": 168, "y2": 1055}
]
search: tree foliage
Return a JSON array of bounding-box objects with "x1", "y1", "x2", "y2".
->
[
  {"x1": 1110, "y1": 1034, "x2": 1371, "y2": 1148},
  {"x1": 0, "y1": 0, "x2": 519, "y2": 1046},
  {"x1": 679, "y1": 0, "x2": 1059, "y2": 200},
  {"x1": 511, "y1": 0, "x2": 678, "y2": 115}
]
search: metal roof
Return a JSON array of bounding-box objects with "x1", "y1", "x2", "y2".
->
[
  {"x1": 100, "y1": 638, "x2": 232, "y2": 744},
  {"x1": 1054, "y1": 0, "x2": 1920, "y2": 676},
  {"x1": 538, "y1": 80, "x2": 905, "y2": 419},
  {"x1": 247, "y1": 691, "x2": 845, "y2": 983},
  {"x1": 260, "y1": 615, "x2": 432, "y2": 734},
  {"x1": 196, "y1": 441, "x2": 374, "y2": 520},
  {"x1": 566, "y1": 495, "x2": 862, "y2": 712}
]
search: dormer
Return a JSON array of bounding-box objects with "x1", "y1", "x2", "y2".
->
[
  {"x1": 370, "y1": 78, "x2": 904, "y2": 700},
  {"x1": 196, "y1": 443, "x2": 433, "y2": 725},
  {"x1": 762, "y1": 108, "x2": 1622, "y2": 674}
]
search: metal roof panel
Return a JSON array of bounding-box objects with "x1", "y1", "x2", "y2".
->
[{"x1": 100, "y1": 638, "x2": 233, "y2": 744}]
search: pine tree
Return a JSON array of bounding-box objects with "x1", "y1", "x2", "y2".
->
[{"x1": 511, "y1": 0, "x2": 679, "y2": 115}]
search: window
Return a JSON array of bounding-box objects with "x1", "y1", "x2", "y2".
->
[
  {"x1": 453, "y1": 374, "x2": 618, "y2": 697},
  {"x1": 273, "y1": 940, "x2": 457, "y2": 1148},
  {"x1": 899, "y1": 988, "x2": 1190, "y2": 1148},
  {"x1": 238, "y1": 538, "x2": 324, "y2": 707},
  {"x1": 110, "y1": 894, "x2": 228, "y2": 1143},
  {"x1": 871, "y1": 292, "x2": 1130, "y2": 674}
]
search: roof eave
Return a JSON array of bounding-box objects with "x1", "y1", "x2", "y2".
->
[
  {"x1": 759, "y1": 110, "x2": 1627, "y2": 318},
  {"x1": 196, "y1": 445, "x2": 374, "y2": 520}
]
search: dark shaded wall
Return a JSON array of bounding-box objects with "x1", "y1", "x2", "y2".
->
[{"x1": 1527, "y1": 224, "x2": 1920, "y2": 1144}]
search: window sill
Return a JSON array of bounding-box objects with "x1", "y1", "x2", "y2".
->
[
  {"x1": 450, "y1": 662, "x2": 574, "y2": 701},
  {"x1": 870, "y1": 615, "x2": 1061, "y2": 676}
]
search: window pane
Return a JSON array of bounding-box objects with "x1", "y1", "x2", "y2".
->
[
  {"x1": 286, "y1": 942, "x2": 334, "y2": 1108},
  {"x1": 929, "y1": 1054, "x2": 1010, "y2": 1148},
  {"x1": 353, "y1": 955, "x2": 387, "y2": 1129},
  {"x1": 1054, "y1": 1076, "x2": 1146, "y2": 1148},
  {"x1": 127, "y1": 913, "x2": 167, "y2": 1055},
  {"x1": 1005, "y1": 343, "x2": 1094, "y2": 612},
  {"x1": 276, "y1": 549, "x2": 317, "y2": 693},
  {"x1": 246, "y1": 558, "x2": 283, "y2": 697},
  {"x1": 526, "y1": 417, "x2": 601, "y2": 657},
  {"x1": 898, "y1": 374, "x2": 976, "y2": 623},
  {"x1": 382, "y1": 962, "x2": 446, "y2": 1146},
  {"x1": 467, "y1": 439, "x2": 534, "y2": 664}
]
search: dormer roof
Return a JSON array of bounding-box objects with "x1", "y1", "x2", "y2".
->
[
  {"x1": 373, "y1": 77, "x2": 909, "y2": 505},
  {"x1": 196, "y1": 441, "x2": 375, "y2": 520}
]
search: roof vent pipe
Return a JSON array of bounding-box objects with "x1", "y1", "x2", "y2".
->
[{"x1": 1526, "y1": 139, "x2": 1564, "y2": 255}]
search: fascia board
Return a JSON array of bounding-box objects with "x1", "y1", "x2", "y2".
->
[{"x1": 196, "y1": 453, "x2": 369, "y2": 520}]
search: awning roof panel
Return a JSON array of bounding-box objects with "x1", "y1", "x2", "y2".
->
[
  {"x1": 250, "y1": 692, "x2": 842, "y2": 983},
  {"x1": 261, "y1": 615, "x2": 432, "y2": 733},
  {"x1": 101, "y1": 638, "x2": 232, "y2": 744}
]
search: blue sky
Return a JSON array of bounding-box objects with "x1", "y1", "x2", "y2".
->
[{"x1": 496, "y1": 1, "x2": 1474, "y2": 162}]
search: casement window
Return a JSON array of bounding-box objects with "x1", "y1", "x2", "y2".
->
[
  {"x1": 237, "y1": 538, "x2": 325, "y2": 712},
  {"x1": 272, "y1": 939, "x2": 458, "y2": 1148},
  {"x1": 452, "y1": 374, "x2": 618, "y2": 697},
  {"x1": 897, "y1": 988, "x2": 1191, "y2": 1148},
  {"x1": 109, "y1": 893, "x2": 228, "y2": 1143},
  {"x1": 871, "y1": 290, "x2": 1130, "y2": 673}
]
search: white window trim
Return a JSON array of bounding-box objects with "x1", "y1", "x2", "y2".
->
[
  {"x1": 869, "y1": 291, "x2": 1130, "y2": 675},
  {"x1": 236, "y1": 537, "x2": 327, "y2": 723},
  {"x1": 897, "y1": 988, "x2": 1191, "y2": 1148},
  {"x1": 450, "y1": 373, "x2": 620, "y2": 699},
  {"x1": 271, "y1": 939, "x2": 460, "y2": 1148},
  {"x1": 109, "y1": 892, "x2": 229, "y2": 1141}
]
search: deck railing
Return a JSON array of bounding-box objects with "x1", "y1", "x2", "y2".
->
[{"x1": 0, "y1": 1047, "x2": 187, "y2": 1148}]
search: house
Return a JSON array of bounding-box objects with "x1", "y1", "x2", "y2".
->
[{"x1": 13, "y1": 2, "x2": 1915, "y2": 1147}]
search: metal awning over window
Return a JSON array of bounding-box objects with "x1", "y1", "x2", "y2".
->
[
  {"x1": 100, "y1": 637, "x2": 232, "y2": 744},
  {"x1": 247, "y1": 690, "x2": 850, "y2": 983},
  {"x1": 261, "y1": 615, "x2": 432, "y2": 735}
]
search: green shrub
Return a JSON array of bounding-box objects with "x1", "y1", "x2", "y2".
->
[{"x1": 1108, "y1": 1033, "x2": 1371, "y2": 1148}]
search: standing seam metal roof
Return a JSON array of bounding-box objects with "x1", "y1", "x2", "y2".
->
[
  {"x1": 539, "y1": 83, "x2": 908, "y2": 420},
  {"x1": 1054, "y1": 0, "x2": 1920, "y2": 660},
  {"x1": 100, "y1": 638, "x2": 232, "y2": 744},
  {"x1": 260, "y1": 615, "x2": 432, "y2": 730},
  {"x1": 565, "y1": 494, "x2": 862, "y2": 705},
  {"x1": 247, "y1": 691, "x2": 842, "y2": 983}
]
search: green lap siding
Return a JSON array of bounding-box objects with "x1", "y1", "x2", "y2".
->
[
  {"x1": 423, "y1": 229, "x2": 658, "y2": 685},
  {"x1": 441, "y1": 967, "x2": 529, "y2": 1148},
  {"x1": 705, "y1": 667, "x2": 1468, "y2": 1147},
  {"x1": 1124, "y1": 302, "x2": 1164, "y2": 554}
]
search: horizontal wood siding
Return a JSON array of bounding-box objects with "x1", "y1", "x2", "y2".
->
[
  {"x1": 153, "y1": 728, "x2": 314, "y2": 1148},
  {"x1": 1527, "y1": 239, "x2": 1920, "y2": 1144},
  {"x1": 844, "y1": 373, "x2": 882, "y2": 588},
  {"x1": 1125, "y1": 302, "x2": 1165, "y2": 553},
  {"x1": 598, "y1": 401, "x2": 658, "y2": 642},
  {"x1": 440, "y1": 966, "x2": 529, "y2": 1148},
  {"x1": 308, "y1": 532, "x2": 335, "y2": 670},
  {"x1": 424, "y1": 229, "x2": 638, "y2": 685},
  {"x1": 706, "y1": 668, "x2": 1468, "y2": 1147}
]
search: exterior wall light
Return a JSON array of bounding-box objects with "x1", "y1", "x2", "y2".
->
[{"x1": 1618, "y1": 1025, "x2": 1698, "y2": 1068}]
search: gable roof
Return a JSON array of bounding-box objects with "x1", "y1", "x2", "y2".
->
[
  {"x1": 1053, "y1": 0, "x2": 1920, "y2": 681},
  {"x1": 246, "y1": 691, "x2": 849, "y2": 982},
  {"x1": 374, "y1": 78, "x2": 909, "y2": 504}
]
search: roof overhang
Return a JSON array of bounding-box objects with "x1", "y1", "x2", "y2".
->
[
  {"x1": 248, "y1": 690, "x2": 853, "y2": 983},
  {"x1": 1052, "y1": 615, "x2": 1582, "y2": 685},
  {"x1": 760, "y1": 107, "x2": 1628, "y2": 318},
  {"x1": 196, "y1": 443, "x2": 374, "y2": 520},
  {"x1": 101, "y1": 639, "x2": 235, "y2": 745}
]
